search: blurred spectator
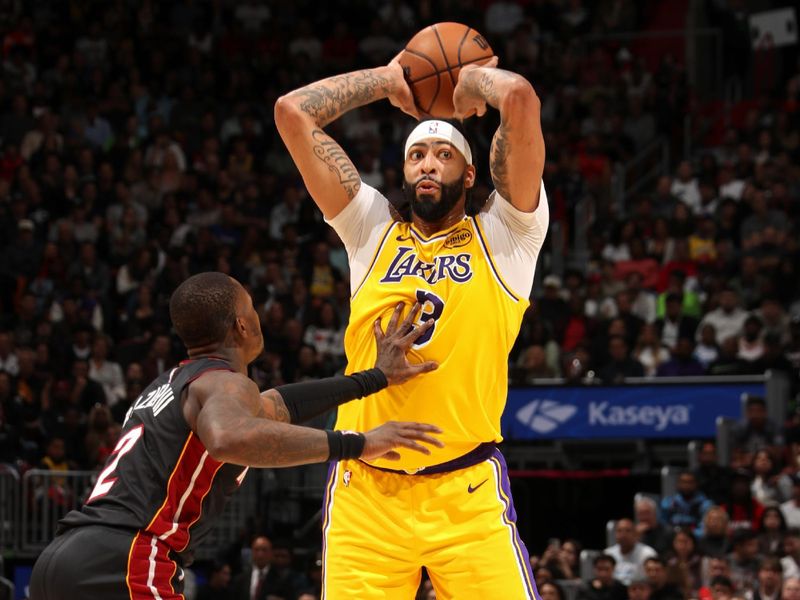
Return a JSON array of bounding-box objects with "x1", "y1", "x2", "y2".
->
[
  {"x1": 784, "y1": 578, "x2": 800, "y2": 600},
  {"x1": 738, "y1": 316, "x2": 766, "y2": 363},
  {"x1": 709, "y1": 575, "x2": 735, "y2": 600},
  {"x1": 661, "y1": 471, "x2": 714, "y2": 534},
  {"x1": 666, "y1": 527, "x2": 702, "y2": 596},
  {"x1": 635, "y1": 495, "x2": 673, "y2": 554},
  {"x1": 656, "y1": 336, "x2": 706, "y2": 377},
  {"x1": 671, "y1": 162, "x2": 701, "y2": 213},
  {"x1": 748, "y1": 557, "x2": 783, "y2": 600},
  {"x1": 733, "y1": 397, "x2": 783, "y2": 463},
  {"x1": 751, "y1": 450, "x2": 792, "y2": 508},
  {"x1": 578, "y1": 554, "x2": 627, "y2": 600},
  {"x1": 727, "y1": 528, "x2": 761, "y2": 594},
  {"x1": 230, "y1": 535, "x2": 295, "y2": 600},
  {"x1": 782, "y1": 529, "x2": 800, "y2": 580},
  {"x1": 88, "y1": 335, "x2": 125, "y2": 406},
  {"x1": 604, "y1": 518, "x2": 658, "y2": 585},
  {"x1": 697, "y1": 288, "x2": 748, "y2": 346},
  {"x1": 694, "y1": 324, "x2": 720, "y2": 370},
  {"x1": 196, "y1": 560, "x2": 232, "y2": 600},
  {"x1": 644, "y1": 557, "x2": 683, "y2": 600},
  {"x1": 656, "y1": 293, "x2": 700, "y2": 352},
  {"x1": 626, "y1": 577, "x2": 652, "y2": 600},
  {"x1": 725, "y1": 469, "x2": 766, "y2": 531},
  {"x1": 758, "y1": 507, "x2": 788, "y2": 556},
  {"x1": 781, "y1": 477, "x2": 800, "y2": 530},
  {"x1": 698, "y1": 506, "x2": 732, "y2": 556},
  {"x1": 271, "y1": 539, "x2": 310, "y2": 596},
  {"x1": 598, "y1": 336, "x2": 645, "y2": 384}
]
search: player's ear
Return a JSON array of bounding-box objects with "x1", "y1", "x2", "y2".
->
[{"x1": 464, "y1": 164, "x2": 476, "y2": 189}]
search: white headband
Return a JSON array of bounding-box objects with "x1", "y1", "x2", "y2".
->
[{"x1": 403, "y1": 120, "x2": 472, "y2": 165}]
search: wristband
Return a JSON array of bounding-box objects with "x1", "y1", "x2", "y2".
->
[{"x1": 325, "y1": 430, "x2": 366, "y2": 461}]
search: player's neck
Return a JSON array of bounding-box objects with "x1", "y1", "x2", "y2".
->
[
  {"x1": 410, "y1": 209, "x2": 466, "y2": 238},
  {"x1": 186, "y1": 346, "x2": 248, "y2": 374}
]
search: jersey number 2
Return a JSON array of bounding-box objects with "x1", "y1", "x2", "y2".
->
[
  {"x1": 88, "y1": 425, "x2": 144, "y2": 502},
  {"x1": 413, "y1": 290, "x2": 444, "y2": 347}
]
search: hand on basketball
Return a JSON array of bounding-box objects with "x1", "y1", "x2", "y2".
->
[
  {"x1": 362, "y1": 421, "x2": 444, "y2": 461},
  {"x1": 453, "y1": 56, "x2": 499, "y2": 120},
  {"x1": 373, "y1": 302, "x2": 438, "y2": 385},
  {"x1": 386, "y1": 54, "x2": 421, "y2": 120}
]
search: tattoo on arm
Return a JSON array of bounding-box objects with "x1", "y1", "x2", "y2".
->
[
  {"x1": 199, "y1": 379, "x2": 329, "y2": 467},
  {"x1": 491, "y1": 125, "x2": 512, "y2": 201},
  {"x1": 262, "y1": 389, "x2": 291, "y2": 423},
  {"x1": 290, "y1": 70, "x2": 392, "y2": 127},
  {"x1": 310, "y1": 129, "x2": 361, "y2": 199}
]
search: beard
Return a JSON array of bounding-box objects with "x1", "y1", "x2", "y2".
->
[{"x1": 403, "y1": 174, "x2": 465, "y2": 223}]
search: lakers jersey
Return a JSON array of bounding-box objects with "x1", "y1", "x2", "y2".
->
[{"x1": 327, "y1": 182, "x2": 549, "y2": 471}]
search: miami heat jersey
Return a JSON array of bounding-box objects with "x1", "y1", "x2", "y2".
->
[
  {"x1": 327, "y1": 182, "x2": 549, "y2": 471},
  {"x1": 60, "y1": 357, "x2": 245, "y2": 565}
]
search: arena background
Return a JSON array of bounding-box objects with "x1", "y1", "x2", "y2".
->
[{"x1": 0, "y1": 1, "x2": 798, "y2": 599}]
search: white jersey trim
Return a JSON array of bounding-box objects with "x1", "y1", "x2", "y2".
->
[
  {"x1": 324, "y1": 182, "x2": 393, "y2": 294},
  {"x1": 475, "y1": 181, "x2": 549, "y2": 300}
]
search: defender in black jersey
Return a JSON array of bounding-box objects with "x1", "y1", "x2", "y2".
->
[{"x1": 30, "y1": 272, "x2": 442, "y2": 600}]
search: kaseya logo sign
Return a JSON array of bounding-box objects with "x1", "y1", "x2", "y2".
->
[
  {"x1": 516, "y1": 400, "x2": 577, "y2": 434},
  {"x1": 514, "y1": 398, "x2": 692, "y2": 436}
]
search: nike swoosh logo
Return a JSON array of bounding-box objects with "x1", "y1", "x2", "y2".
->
[
  {"x1": 396, "y1": 235, "x2": 413, "y2": 241},
  {"x1": 468, "y1": 479, "x2": 488, "y2": 494}
]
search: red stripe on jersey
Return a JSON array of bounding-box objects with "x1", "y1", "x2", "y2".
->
[
  {"x1": 127, "y1": 531, "x2": 183, "y2": 599},
  {"x1": 145, "y1": 433, "x2": 222, "y2": 552}
]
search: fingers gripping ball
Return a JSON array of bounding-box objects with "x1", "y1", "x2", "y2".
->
[{"x1": 398, "y1": 22, "x2": 493, "y2": 119}]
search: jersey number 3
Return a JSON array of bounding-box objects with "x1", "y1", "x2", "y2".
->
[
  {"x1": 88, "y1": 425, "x2": 144, "y2": 502},
  {"x1": 414, "y1": 290, "x2": 444, "y2": 347}
]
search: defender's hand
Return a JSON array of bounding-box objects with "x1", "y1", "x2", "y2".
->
[
  {"x1": 374, "y1": 302, "x2": 438, "y2": 385},
  {"x1": 453, "y1": 56, "x2": 499, "y2": 120},
  {"x1": 362, "y1": 421, "x2": 444, "y2": 461},
  {"x1": 386, "y1": 54, "x2": 421, "y2": 120}
]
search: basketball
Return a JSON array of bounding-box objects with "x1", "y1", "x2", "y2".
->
[{"x1": 398, "y1": 22, "x2": 494, "y2": 119}]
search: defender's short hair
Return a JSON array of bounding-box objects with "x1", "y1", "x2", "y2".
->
[{"x1": 169, "y1": 272, "x2": 239, "y2": 348}]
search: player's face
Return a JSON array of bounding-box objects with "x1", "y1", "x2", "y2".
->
[{"x1": 403, "y1": 140, "x2": 473, "y2": 223}]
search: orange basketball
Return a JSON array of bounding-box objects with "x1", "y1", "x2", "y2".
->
[{"x1": 398, "y1": 22, "x2": 494, "y2": 119}]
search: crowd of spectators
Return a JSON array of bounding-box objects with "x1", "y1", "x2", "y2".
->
[
  {"x1": 527, "y1": 401, "x2": 800, "y2": 600},
  {"x1": 0, "y1": 1, "x2": 798, "y2": 599}
]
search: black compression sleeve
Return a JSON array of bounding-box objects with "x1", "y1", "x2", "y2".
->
[{"x1": 274, "y1": 368, "x2": 388, "y2": 424}]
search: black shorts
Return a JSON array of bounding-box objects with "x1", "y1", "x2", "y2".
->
[{"x1": 29, "y1": 525, "x2": 185, "y2": 600}]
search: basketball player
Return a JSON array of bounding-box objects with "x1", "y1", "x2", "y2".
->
[
  {"x1": 29, "y1": 272, "x2": 443, "y2": 600},
  {"x1": 275, "y1": 51, "x2": 548, "y2": 598}
]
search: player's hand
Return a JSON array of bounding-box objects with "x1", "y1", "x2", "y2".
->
[
  {"x1": 361, "y1": 421, "x2": 444, "y2": 461},
  {"x1": 374, "y1": 302, "x2": 438, "y2": 385},
  {"x1": 386, "y1": 53, "x2": 421, "y2": 120},
  {"x1": 453, "y1": 55, "x2": 499, "y2": 120}
]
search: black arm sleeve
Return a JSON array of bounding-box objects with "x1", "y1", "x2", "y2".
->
[{"x1": 274, "y1": 368, "x2": 388, "y2": 424}]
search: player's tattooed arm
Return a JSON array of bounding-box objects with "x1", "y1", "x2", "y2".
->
[
  {"x1": 289, "y1": 70, "x2": 394, "y2": 127},
  {"x1": 275, "y1": 65, "x2": 402, "y2": 219},
  {"x1": 193, "y1": 372, "x2": 331, "y2": 467},
  {"x1": 260, "y1": 389, "x2": 291, "y2": 423},
  {"x1": 309, "y1": 129, "x2": 360, "y2": 200},
  {"x1": 454, "y1": 65, "x2": 545, "y2": 213}
]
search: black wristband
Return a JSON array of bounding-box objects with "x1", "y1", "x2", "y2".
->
[
  {"x1": 325, "y1": 430, "x2": 366, "y2": 461},
  {"x1": 275, "y1": 368, "x2": 389, "y2": 424}
]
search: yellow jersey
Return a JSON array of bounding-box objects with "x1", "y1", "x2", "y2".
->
[{"x1": 327, "y1": 182, "x2": 549, "y2": 471}]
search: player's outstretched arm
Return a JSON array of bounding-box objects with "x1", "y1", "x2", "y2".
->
[
  {"x1": 453, "y1": 60, "x2": 545, "y2": 213},
  {"x1": 188, "y1": 371, "x2": 442, "y2": 467},
  {"x1": 274, "y1": 58, "x2": 418, "y2": 220},
  {"x1": 261, "y1": 302, "x2": 437, "y2": 425}
]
